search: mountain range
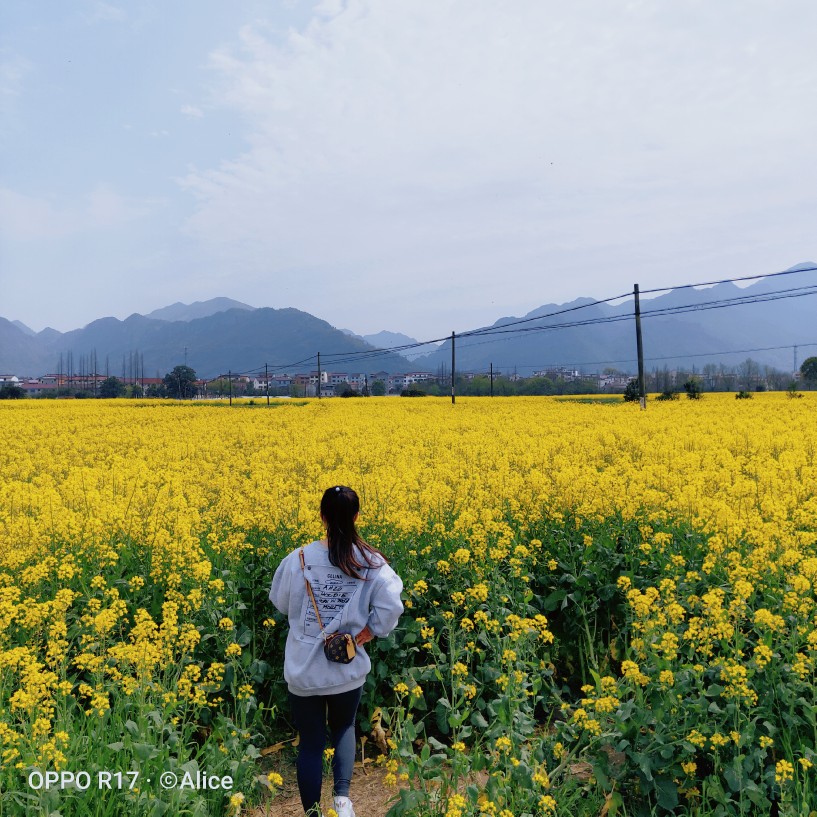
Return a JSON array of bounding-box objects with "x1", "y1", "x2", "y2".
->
[
  {"x1": 2, "y1": 262, "x2": 815, "y2": 379},
  {"x1": 0, "y1": 306, "x2": 413, "y2": 380},
  {"x1": 340, "y1": 328, "x2": 439, "y2": 361},
  {"x1": 420, "y1": 262, "x2": 817, "y2": 375}
]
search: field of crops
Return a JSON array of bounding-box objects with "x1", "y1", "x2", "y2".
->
[{"x1": 2, "y1": 394, "x2": 817, "y2": 817}]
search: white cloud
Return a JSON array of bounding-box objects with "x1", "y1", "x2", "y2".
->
[
  {"x1": 178, "y1": 0, "x2": 817, "y2": 332},
  {"x1": 87, "y1": 2, "x2": 126, "y2": 23},
  {"x1": 181, "y1": 104, "x2": 204, "y2": 118},
  {"x1": 0, "y1": 52, "x2": 32, "y2": 128},
  {"x1": 0, "y1": 185, "x2": 161, "y2": 242},
  {"x1": 0, "y1": 53, "x2": 30, "y2": 99}
]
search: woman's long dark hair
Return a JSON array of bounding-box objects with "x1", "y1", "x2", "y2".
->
[{"x1": 320, "y1": 486, "x2": 386, "y2": 579}]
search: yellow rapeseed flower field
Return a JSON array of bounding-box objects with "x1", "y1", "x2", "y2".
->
[{"x1": 1, "y1": 394, "x2": 816, "y2": 816}]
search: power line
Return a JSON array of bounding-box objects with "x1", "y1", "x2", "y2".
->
[
  {"x1": 637, "y1": 263, "x2": 817, "y2": 296},
  {"x1": 233, "y1": 282, "x2": 817, "y2": 376},
  {"x1": 317, "y1": 285, "x2": 817, "y2": 372},
  {"x1": 471, "y1": 283, "x2": 817, "y2": 338},
  {"x1": 208, "y1": 263, "x2": 817, "y2": 380},
  {"x1": 457, "y1": 291, "x2": 633, "y2": 339},
  {"x1": 257, "y1": 266, "x2": 817, "y2": 370},
  {"x1": 460, "y1": 342, "x2": 817, "y2": 374},
  {"x1": 212, "y1": 354, "x2": 318, "y2": 381}
]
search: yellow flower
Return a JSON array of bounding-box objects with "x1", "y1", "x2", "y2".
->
[
  {"x1": 495, "y1": 736, "x2": 512, "y2": 753},
  {"x1": 687, "y1": 730, "x2": 707, "y2": 748},
  {"x1": 776, "y1": 759, "x2": 794, "y2": 784}
]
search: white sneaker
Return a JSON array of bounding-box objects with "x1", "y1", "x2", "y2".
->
[{"x1": 333, "y1": 796, "x2": 356, "y2": 817}]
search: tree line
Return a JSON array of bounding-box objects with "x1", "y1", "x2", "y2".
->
[{"x1": 3, "y1": 357, "x2": 816, "y2": 400}]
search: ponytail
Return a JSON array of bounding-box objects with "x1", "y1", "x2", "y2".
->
[{"x1": 320, "y1": 486, "x2": 386, "y2": 579}]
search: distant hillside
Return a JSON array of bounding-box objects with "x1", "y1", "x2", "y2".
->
[
  {"x1": 0, "y1": 307, "x2": 412, "y2": 379},
  {"x1": 340, "y1": 328, "x2": 439, "y2": 362},
  {"x1": 3, "y1": 264, "x2": 815, "y2": 379},
  {"x1": 422, "y1": 263, "x2": 817, "y2": 375},
  {"x1": 0, "y1": 318, "x2": 45, "y2": 374},
  {"x1": 11, "y1": 320, "x2": 35, "y2": 337},
  {"x1": 146, "y1": 298, "x2": 255, "y2": 322}
]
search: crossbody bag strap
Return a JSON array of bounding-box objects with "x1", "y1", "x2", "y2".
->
[{"x1": 299, "y1": 547, "x2": 325, "y2": 632}]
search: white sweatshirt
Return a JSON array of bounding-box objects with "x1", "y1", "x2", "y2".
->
[{"x1": 269, "y1": 540, "x2": 404, "y2": 696}]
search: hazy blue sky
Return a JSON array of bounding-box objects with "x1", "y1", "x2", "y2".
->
[{"x1": 2, "y1": 0, "x2": 815, "y2": 338}]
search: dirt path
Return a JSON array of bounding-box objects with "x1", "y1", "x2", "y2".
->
[{"x1": 252, "y1": 757, "x2": 401, "y2": 817}]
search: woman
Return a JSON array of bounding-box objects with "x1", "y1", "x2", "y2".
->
[{"x1": 270, "y1": 486, "x2": 404, "y2": 817}]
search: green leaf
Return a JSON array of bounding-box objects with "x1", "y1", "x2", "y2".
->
[
  {"x1": 435, "y1": 701, "x2": 451, "y2": 734},
  {"x1": 249, "y1": 659, "x2": 271, "y2": 683},
  {"x1": 385, "y1": 788, "x2": 425, "y2": 817},
  {"x1": 133, "y1": 742, "x2": 158, "y2": 761},
  {"x1": 724, "y1": 763, "x2": 742, "y2": 793},
  {"x1": 636, "y1": 753, "x2": 653, "y2": 782},
  {"x1": 606, "y1": 792, "x2": 624, "y2": 816},
  {"x1": 470, "y1": 711, "x2": 489, "y2": 728},
  {"x1": 593, "y1": 765, "x2": 611, "y2": 790},
  {"x1": 150, "y1": 800, "x2": 171, "y2": 817},
  {"x1": 654, "y1": 777, "x2": 679, "y2": 810},
  {"x1": 541, "y1": 590, "x2": 566, "y2": 611}
]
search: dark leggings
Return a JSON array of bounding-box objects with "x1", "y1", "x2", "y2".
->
[{"x1": 288, "y1": 685, "x2": 363, "y2": 815}]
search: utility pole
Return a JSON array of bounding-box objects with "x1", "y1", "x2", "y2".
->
[
  {"x1": 265, "y1": 363, "x2": 270, "y2": 406},
  {"x1": 634, "y1": 284, "x2": 646, "y2": 410},
  {"x1": 794, "y1": 345, "x2": 798, "y2": 377},
  {"x1": 317, "y1": 352, "x2": 321, "y2": 399},
  {"x1": 490, "y1": 362, "x2": 494, "y2": 397},
  {"x1": 451, "y1": 332, "x2": 456, "y2": 404},
  {"x1": 228, "y1": 370, "x2": 233, "y2": 406}
]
